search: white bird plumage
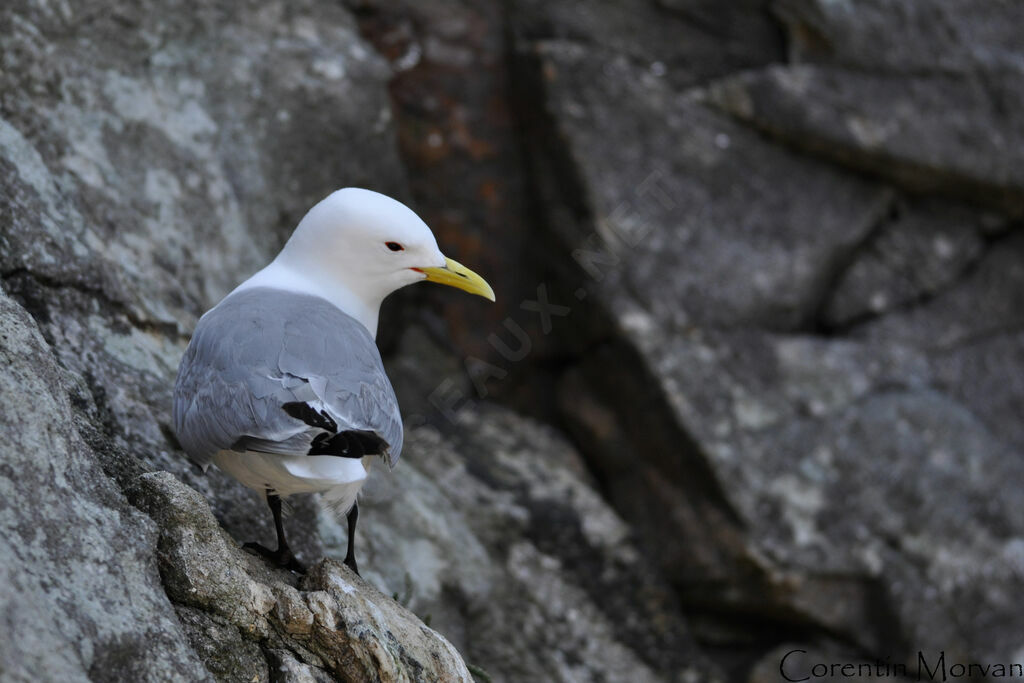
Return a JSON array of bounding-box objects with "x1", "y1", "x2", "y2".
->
[
  {"x1": 237, "y1": 187, "x2": 446, "y2": 337},
  {"x1": 173, "y1": 188, "x2": 494, "y2": 573}
]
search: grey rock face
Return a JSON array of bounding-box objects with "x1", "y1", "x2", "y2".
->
[
  {"x1": 1, "y1": 0, "x2": 724, "y2": 680},
  {"x1": 0, "y1": 290, "x2": 209, "y2": 682},
  {"x1": 1, "y1": 0, "x2": 474, "y2": 680},
  {"x1": 513, "y1": 0, "x2": 1024, "y2": 673},
  {"x1": 5, "y1": 0, "x2": 1024, "y2": 680},
  {"x1": 772, "y1": 0, "x2": 1024, "y2": 74},
  {"x1": 526, "y1": 41, "x2": 894, "y2": 333},
  {"x1": 512, "y1": 0, "x2": 783, "y2": 89},
  {"x1": 1, "y1": 0, "x2": 404, "y2": 327},
  {"x1": 128, "y1": 472, "x2": 472, "y2": 683},
  {"x1": 820, "y1": 199, "x2": 989, "y2": 329},
  {"x1": 707, "y1": 65, "x2": 1024, "y2": 213},
  {"x1": 328, "y1": 386, "x2": 721, "y2": 682},
  {"x1": 708, "y1": 0, "x2": 1024, "y2": 214}
]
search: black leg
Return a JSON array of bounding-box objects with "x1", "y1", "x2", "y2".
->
[
  {"x1": 243, "y1": 489, "x2": 305, "y2": 573},
  {"x1": 268, "y1": 492, "x2": 288, "y2": 551},
  {"x1": 344, "y1": 501, "x2": 359, "y2": 575}
]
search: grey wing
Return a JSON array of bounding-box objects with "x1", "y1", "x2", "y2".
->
[{"x1": 172, "y1": 289, "x2": 404, "y2": 469}]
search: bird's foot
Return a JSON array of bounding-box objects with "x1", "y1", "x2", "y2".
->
[
  {"x1": 343, "y1": 554, "x2": 359, "y2": 576},
  {"x1": 243, "y1": 541, "x2": 306, "y2": 574}
]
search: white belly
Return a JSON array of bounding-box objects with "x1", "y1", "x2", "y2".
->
[{"x1": 212, "y1": 451, "x2": 370, "y2": 513}]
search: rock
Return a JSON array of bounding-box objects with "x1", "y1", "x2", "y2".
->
[
  {"x1": 1, "y1": 1, "x2": 478, "y2": 680},
  {"x1": 264, "y1": 650, "x2": 336, "y2": 683},
  {"x1": 353, "y1": 0, "x2": 607, "y2": 415},
  {"x1": 6, "y1": 0, "x2": 1024, "y2": 680},
  {"x1": 560, "y1": 319, "x2": 1024, "y2": 662},
  {"x1": 772, "y1": 0, "x2": 1024, "y2": 74},
  {"x1": 706, "y1": 1, "x2": 1024, "y2": 212},
  {"x1": 857, "y1": 233, "x2": 1024, "y2": 351},
  {"x1": 174, "y1": 607, "x2": 270, "y2": 683},
  {"x1": 932, "y1": 329, "x2": 1024, "y2": 455},
  {"x1": 820, "y1": 198, "x2": 989, "y2": 328},
  {"x1": 0, "y1": 289, "x2": 209, "y2": 682},
  {"x1": 514, "y1": 2, "x2": 1024, "y2": 673},
  {"x1": 512, "y1": 0, "x2": 783, "y2": 88},
  {"x1": 320, "y1": 355, "x2": 723, "y2": 682},
  {"x1": 860, "y1": 232, "x2": 1024, "y2": 454},
  {"x1": 1, "y1": 0, "x2": 405, "y2": 329},
  {"x1": 127, "y1": 471, "x2": 472, "y2": 682},
  {"x1": 525, "y1": 40, "x2": 891, "y2": 333},
  {"x1": 707, "y1": 65, "x2": 1024, "y2": 213}
]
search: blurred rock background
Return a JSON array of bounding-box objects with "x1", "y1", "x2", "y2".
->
[{"x1": 2, "y1": 0, "x2": 1022, "y2": 681}]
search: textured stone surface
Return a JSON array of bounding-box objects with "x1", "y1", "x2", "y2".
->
[
  {"x1": 351, "y1": 0, "x2": 535, "y2": 365},
  {"x1": 772, "y1": 0, "x2": 1024, "y2": 74},
  {"x1": 513, "y1": 0, "x2": 783, "y2": 88},
  {"x1": 128, "y1": 471, "x2": 472, "y2": 682},
  {"x1": 327, "y1": 385, "x2": 720, "y2": 682},
  {"x1": 0, "y1": 290, "x2": 209, "y2": 682},
  {"x1": 4, "y1": 0, "x2": 1024, "y2": 680},
  {"x1": 1, "y1": 1, "x2": 474, "y2": 680},
  {"x1": 857, "y1": 234, "x2": 1024, "y2": 351},
  {"x1": 526, "y1": 40, "x2": 892, "y2": 334},
  {"x1": 514, "y1": 0, "x2": 1024, "y2": 673},
  {"x1": 821, "y1": 198, "x2": 990, "y2": 329},
  {"x1": 1, "y1": 0, "x2": 405, "y2": 325},
  {"x1": 707, "y1": 65, "x2": 1024, "y2": 212},
  {"x1": 709, "y1": 0, "x2": 1024, "y2": 213}
]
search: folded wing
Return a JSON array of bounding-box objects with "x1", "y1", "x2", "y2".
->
[{"x1": 173, "y1": 288, "x2": 404, "y2": 469}]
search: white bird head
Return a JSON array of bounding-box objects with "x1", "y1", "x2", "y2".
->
[{"x1": 256, "y1": 188, "x2": 494, "y2": 336}]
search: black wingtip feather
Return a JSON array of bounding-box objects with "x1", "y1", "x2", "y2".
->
[
  {"x1": 283, "y1": 401, "x2": 389, "y2": 460},
  {"x1": 282, "y1": 401, "x2": 338, "y2": 432},
  {"x1": 309, "y1": 429, "x2": 389, "y2": 459}
]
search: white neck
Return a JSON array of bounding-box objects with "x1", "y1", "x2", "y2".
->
[{"x1": 230, "y1": 259, "x2": 382, "y2": 338}]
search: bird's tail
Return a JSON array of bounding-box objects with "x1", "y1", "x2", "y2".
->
[{"x1": 319, "y1": 479, "x2": 363, "y2": 516}]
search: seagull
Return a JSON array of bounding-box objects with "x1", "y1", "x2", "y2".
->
[{"x1": 172, "y1": 188, "x2": 494, "y2": 573}]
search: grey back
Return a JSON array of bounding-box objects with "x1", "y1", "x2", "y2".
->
[{"x1": 173, "y1": 287, "x2": 403, "y2": 468}]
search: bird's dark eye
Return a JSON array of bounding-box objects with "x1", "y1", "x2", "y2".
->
[{"x1": 385, "y1": 242, "x2": 404, "y2": 252}]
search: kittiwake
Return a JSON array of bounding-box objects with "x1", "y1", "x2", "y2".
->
[{"x1": 172, "y1": 187, "x2": 495, "y2": 573}]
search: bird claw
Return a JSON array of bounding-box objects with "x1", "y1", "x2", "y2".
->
[{"x1": 243, "y1": 541, "x2": 306, "y2": 574}]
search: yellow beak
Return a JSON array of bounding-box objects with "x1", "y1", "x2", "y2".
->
[{"x1": 416, "y1": 256, "x2": 496, "y2": 301}]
